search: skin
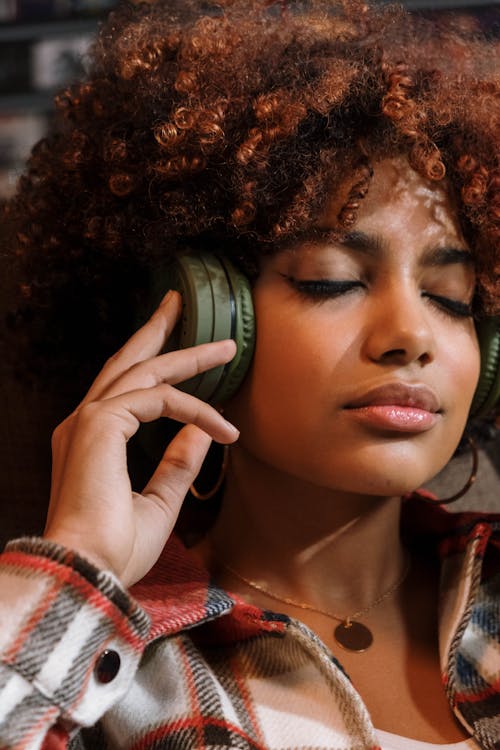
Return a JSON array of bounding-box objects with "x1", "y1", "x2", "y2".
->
[
  {"x1": 203, "y1": 157, "x2": 480, "y2": 742},
  {"x1": 45, "y1": 156, "x2": 480, "y2": 742},
  {"x1": 45, "y1": 293, "x2": 239, "y2": 585},
  {"x1": 224, "y1": 158, "x2": 479, "y2": 496},
  {"x1": 210, "y1": 158, "x2": 479, "y2": 579}
]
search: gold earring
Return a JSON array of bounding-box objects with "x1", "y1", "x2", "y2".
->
[
  {"x1": 422, "y1": 436, "x2": 478, "y2": 506},
  {"x1": 190, "y1": 444, "x2": 229, "y2": 501}
]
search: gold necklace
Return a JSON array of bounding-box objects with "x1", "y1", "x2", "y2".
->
[{"x1": 222, "y1": 552, "x2": 411, "y2": 653}]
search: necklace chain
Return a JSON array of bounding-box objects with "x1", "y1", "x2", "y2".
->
[{"x1": 222, "y1": 551, "x2": 411, "y2": 627}]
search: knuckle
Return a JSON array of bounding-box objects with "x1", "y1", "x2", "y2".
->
[
  {"x1": 51, "y1": 422, "x2": 65, "y2": 448},
  {"x1": 191, "y1": 402, "x2": 205, "y2": 425},
  {"x1": 159, "y1": 384, "x2": 177, "y2": 413},
  {"x1": 51, "y1": 420, "x2": 65, "y2": 440},
  {"x1": 111, "y1": 358, "x2": 167, "y2": 392},
  {"x1": 105, "y1": 347, "x2": 126, "y2": 368},
  {"x1": 51, "y1": 413, "x2": 76, "y2": 445},
  {"x1": 165, "y1": 451, "x2": 195, "y2": 476},
  {"x1": 76, "y1": 400, "x2": 105, "y2": 426},
  {"x1": 132, "y1": 360, "x2": 163, "y2": 389}
]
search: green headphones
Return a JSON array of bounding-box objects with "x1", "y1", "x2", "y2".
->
[
  {"x1": 164, "y1": 253, "x2": 255, "y2": 404},
  {"x1": 160, "y1": 252, "x2": 500, "y2": 418}
]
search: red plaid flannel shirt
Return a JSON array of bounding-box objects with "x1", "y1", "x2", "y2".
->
[{"x1": 0, "y1": 497, "x2": 499, "y2": 750}]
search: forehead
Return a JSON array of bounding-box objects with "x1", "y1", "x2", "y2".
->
[
  {"x1": 261, "y1": 156, "x2": 474, "y2": 277},
  {"x1": 319, "y1": 156, "x2": 466, "y2": 246}
]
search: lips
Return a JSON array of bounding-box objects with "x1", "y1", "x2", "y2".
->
[{"x1": 344, "y1": 383, "x2": 441, "y2": 413}]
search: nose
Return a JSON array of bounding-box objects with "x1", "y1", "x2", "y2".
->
[{"x1": 362, "y1": 282, "x2": 435, "y2": 367}]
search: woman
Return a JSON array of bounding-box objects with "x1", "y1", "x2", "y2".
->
[{"x1": 0, "y1": 1, "x2": 498, "y2": 748}]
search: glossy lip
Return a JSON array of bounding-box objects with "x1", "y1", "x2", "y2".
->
[{"x1": 344, "y1": 383, "x2": 442, "y2": 413}]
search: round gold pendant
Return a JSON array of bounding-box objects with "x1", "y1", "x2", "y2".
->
[{"x1": 334, "y1": 620, "x2": 373, "y2": 652}]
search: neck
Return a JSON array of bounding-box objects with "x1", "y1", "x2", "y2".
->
[{"x1": 206, "y1": 444, "x2": 406, "y2": 614}]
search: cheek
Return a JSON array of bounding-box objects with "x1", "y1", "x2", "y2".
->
[
  {"x1": 251, "y1": 305, "x2": 347, "y2": 402},
  {"x1": 441, "y1": 328, "x2": 481, "y2": 420},
  {"x1": 247, "y1": 321, "x2": 315, "y2": 414},
  {"x1": 226, "y1": 307, "x2": 330, "y2": 435}
]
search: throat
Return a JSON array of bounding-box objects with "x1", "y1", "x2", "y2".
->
[
  {"x1": 199, "y1": 445, "x2": 419, "y2": 666},
  {"x1": 206, "y1": 467, "x2": 406, "y2": 618}
]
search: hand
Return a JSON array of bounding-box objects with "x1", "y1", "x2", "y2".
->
[{"x1": 44, "y1": 290, "x2": 239, "y2": 587}]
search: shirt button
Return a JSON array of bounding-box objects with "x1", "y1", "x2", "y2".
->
[{"x1": 95, "y1": 649, "x2": 121, "y2": 684}]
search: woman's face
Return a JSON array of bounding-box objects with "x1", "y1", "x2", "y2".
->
[{"x1": 225, "y1": 157, "x2": 481, "y2": 496}]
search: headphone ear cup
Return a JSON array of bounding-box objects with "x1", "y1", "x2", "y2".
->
[
  {"x1": 470, "y1": 317, "x2": 500, "y2": 418},
  {"x1": 170, "y1": 254, "x2": 234, "y2": 401},
  {"x1": 163, "y1": 253, "x2": 255, "y2": 404},
  {"x1": 209, "y1": 257, "x2": 255, "y2": 404}
]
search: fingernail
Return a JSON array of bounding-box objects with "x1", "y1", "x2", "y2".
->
[
  {"x1": 224, "y1": 419, "x2": 240, "y2": 436},
  {"x1": 160, "y1": 290, "x2": 173, "y2": 306}
]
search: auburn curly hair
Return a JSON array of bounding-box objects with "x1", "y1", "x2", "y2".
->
[{"x1": 3, "y1": 0, "x2": 499, "y2": 392}]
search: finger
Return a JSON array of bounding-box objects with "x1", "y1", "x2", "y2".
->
[
  {"x1": 142, "y1": 424, "x2": 213, "y2": 521},
  {"x1": 83, "y1": 382, "x2": 240, "y2": 445},
  {"x1": 97, "y1": 339, "x2": 237, "y2": 401},
  {"x1": 81, "y1": 290, "x2": 182, "y2": 405},
  {"x1": 47, "y1": 378, "x2": 238, "y2": 527}
]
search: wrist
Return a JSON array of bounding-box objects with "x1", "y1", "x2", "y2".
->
[{"x1": 42, "y1": 530, "x2": 116, "y2": 577}]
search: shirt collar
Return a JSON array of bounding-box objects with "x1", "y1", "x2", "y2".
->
[{"x1": 130, "y1": 495, "x2": 500, "y2": 642}]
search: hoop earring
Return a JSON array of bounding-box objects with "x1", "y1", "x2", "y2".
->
[
  {"x1": 190, "y1": 444, "x2": 229, "y2": 501},
  {"x1": 422, "y1": 436, "x2": 478, "y2": 506}
]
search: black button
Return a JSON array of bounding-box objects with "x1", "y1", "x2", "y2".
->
[{"x1": 95, "y1": 649, "x2": 121, "y2": 684}]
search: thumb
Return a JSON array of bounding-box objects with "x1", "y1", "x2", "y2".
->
[{"x1": 142, "y1": 424, "x2": 213, "y2": 521}]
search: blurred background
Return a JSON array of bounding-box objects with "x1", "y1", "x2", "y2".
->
[
  {"x1": 0, "y1": 0, "x2": 498, "y2": 547},
  {"x1": 0, "y1": 0, "x2": 117, "y2": 200}
]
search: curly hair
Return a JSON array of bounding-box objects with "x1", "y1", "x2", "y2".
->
[{"x1": 3, "y1": 0, "x2": 499, "y2": 392}]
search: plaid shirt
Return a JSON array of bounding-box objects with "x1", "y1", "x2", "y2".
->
[{"x1": 0, "y1": 496, "x2": 499, "y2": 750}]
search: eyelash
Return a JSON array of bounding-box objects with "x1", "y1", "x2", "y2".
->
[
  {"x1": 284, "y1": 276, "x2": 473, "y2": 319},
  {"x1": 286, "y1": 277, "x2": 362, "y2": 300},
  {"x1": 423, "y1": 293, "x2": 473, "y2": 319}
]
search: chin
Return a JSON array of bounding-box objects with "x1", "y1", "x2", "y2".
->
[
  {"x1": 313, "y1": 442, "x2": 457, "y2": 498},
  {"x1": 331, "y1": 475, "x2": 431, "y2": 499}
]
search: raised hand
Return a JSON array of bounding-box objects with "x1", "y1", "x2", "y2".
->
[{"x1": 44, "y1": 291, "x2": 239, "y2": 587}]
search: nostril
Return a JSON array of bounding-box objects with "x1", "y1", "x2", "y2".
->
[
  {"x1": 417, "y1": 352, "x2": 432, "y2": 366},
  {"x1": 379, "y1": 348, "x2": 407, "y2": 361}
]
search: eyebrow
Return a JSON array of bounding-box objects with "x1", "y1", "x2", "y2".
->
[
  {"x1": 420, "y1": 246, "x2": 475, "y2": 267},
  {"x1": 313, "y1": 229, "x2": 474, "y2": 267}
]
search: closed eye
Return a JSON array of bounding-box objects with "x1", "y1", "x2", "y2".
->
[
  {"x1": 423, "y1": 293, "x2": 473, "y2": 319},
  {"x1": 282, "y1": 275, "x2": 363, "y2": 300},
  {"x1": 282, "y1": 274, "x2": 473, "y2": 317}
]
